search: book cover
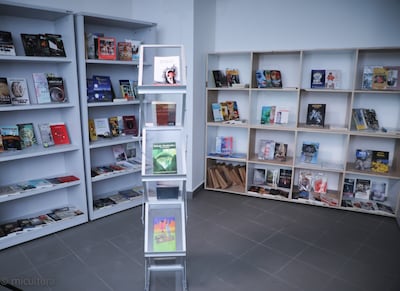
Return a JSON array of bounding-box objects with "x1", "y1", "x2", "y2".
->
[
  {"x1": 361, "y1": 66, "x2": 380, "y2": 89},
  {"x1": 92, "y1": 75, "x2": 114, "y2": 102},
  {"x1": 274, "y1": 142, "x2": 288, "y2": 161},
  {"x1": 371, "y1": 150, "x2": 389, "y2": 173},
  {"x1": 0, "y1": 77, "x2": 11, "y2": 105},
  {"x1": 21, "y1": 33, "x2": 40, "y2": 56},
  {"x1": 38, "y1": 123, "x2": 55, "y2": 147},
  {"x1": 93, "y1": 118, "x2": 111, "y2": 137},
  {"x1": 112, "y1": 144, "x2": 128, "y2": 162},
  {"x1": 119, "y1": 79, "x2": 135, "y2": 100},
  {"x1": 355, "y1": 149, "x2": 372, "y2": 170},
  {"x1": 325, "y1": 70, "x2": 340, "y2": 89},
  {"x1": 352, "y1": 108, "x2": 368, "y2": 130},
  {"x1": 226, "y1": 101, "x2": 240, "y2": 120},
  {"x1": 47, "y1": 76, "x2": 67, "y2": 103},
  {"x1": 278, "y1": 169, "x2": 292, "y2": 188},
  {"x1": 306, "y1": 103, "x2": 326, "y2": 127},
  {"x1": 97, "y1": 36, "x2": 117, "y2": 60},
  {"x1": 219, "y1": 102, "x2": 229, "y2": 121},
  {"x1": 153, "y1": 55, "x2": 180, "y2": 84},
  {"x1": 85, "y1": 32, "x2": 104, "y2": 59},
  {"x1": 212, "y1": 70, "x2": 227, "y2": 87},
  {"x1": 153, "y1": 101, "x2": 177, "y2": 126},
  {"x1": 38, "y1": 34, "x2": 50, "y2": 56},
  {"x1": 0, "y1": 31, "x2": 16, "y2": 56},
  {"x1": 313, "y1": 172, "x2": 328, "y2": 194},
  {"x1": 50, "y1": 123, "x2": 70, "y2": 145},
  {"x1": 370, "y1": 181, "x2": 387, "y2": 202},
  {"x1": 260, "y1": 106, "x2": 276, "y2": 124},
  {"x1": 225, "y1": 68, "x2": 240, "y2": 86},
  {"x1": 342, "y1": 178, "x2": 355, "y2": 199},
  {"x1": 274, "y1": 107, "x2": 289, "y2": 124},
  {"x1": 124, "y1": 39, "x2": 141, "y2": 61},
  {"x1": 108, "y1": 116, "x2": 120, "y2": 137},
  {"x1": 1, "y1": 125, "x2": 21, "y2": 150},
  {"x1": 156, "y1": 182, "x2": 179, "y2": 199},
  {"x1": 152, "y1": 142, "x2": 177, "y2": 174},
  {"x1": 298, "y1": 170, "x2": 312, "y2": 198},
  {"x1": 215, "y1": 136, "x2": 233, "y2": 156},
  {"x1": 310, "y1": 69, "x2": 325, "y2": 88},
  {"x1": 17, "y1": 123, "x2": 36, "y2": 148},
  {"x1": 117, "y1": 42, "x2": 132, "y2": 61},
  {"x1": 7, "y1": 78, "x2": 30, "y2": 105},
  {"x1": 122, "y1": 115, "x2": 138, "y2": 135},
  {"x1": 153, "y1": 216, "x2": 176, "y2": 252},
  {"x1": 354, "y1": 178, "x2": 371, "y2": 200},
  {"x1": 88, "y1": 119, "x2": 97, "y2": 141},
  {"x1": 253, "y1": 168, "x2": 266, "y2": 185},
  {"x1": 385, "y1": 66, "x2": 400, "y2": 90},
  {"x1": 46, "y1": 33, "x2": 66, "y2": 57},
  {"x1": 27, "y1": 178, "x2": 53, "y2": 188},
  {"x1": 258, "y1": 139, "x2": 275, "y2": 160},
  {"x1": 255, "y1": 70, "x2": 272, "y2": 88},
  {"x1": 301, "y1": 141, "x2": 319, "y2": 164},
  {"x1": 371, "y1": 67, "x2": 388, "y2": 90},
  {"x1": 32, "y1": 73, "x2": 51, "y2": 104},
  {"x1": 270, "y1": 70, "x2": 282, "y2": 88},
  {"x1": 363, "y1": 108, "x2": 379, "y2": 130},
  {"x1": 211, "y1": 103, "x2": 224, "y2": 122}
]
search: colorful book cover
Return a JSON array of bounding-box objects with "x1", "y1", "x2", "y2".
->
[
  {"x1": 258, "y1": 139, "x2": 275, "y2": 160},
  {"x1": 152, "y1": 142, "x2": 177, "y2": 174},
  {"x1": 301, "y1": 141, "x2": 319, "y2": 164},
  {"x1": 97, "y1": 36, "x2": 116, "y2": 60},
  {"x1": 17, "y1": 123, "x2": 36, "y2": 148},
  {"x1": 153, "y1": 216, "x2": 176, "y2": 252},
  {"x1": 310, "y1": 69, "x2": 326, "y2": 88},
  {"x1": 211, "y1": 103, "x2": 224, "y2": 122},
  {"x1": 0, "y1": 77, "x2": 11, "y2": 105},
  {"x1": 325, "y1": 70, "x2": 340, "y2": 89},
  {"x1": 7, "y1": 78, "x2": 30, "y2": 105},
  {"x1": 153, "y1": 55, "x2": 180, "y2": 84},
  {"x1": 32, "y1": 73, "x2": 51, "y2": 104},
  {"x1": 216, "y1": 136, "x2": 233, "y2": 156},
  {"x1": 306, "y1": 103, "x2": 326, "y2": 127},
  {"x1": 260, "y1": 106, "x2": 276, "y2": 124},
  {"x1": 50, "y1": 123, "x2": 70, "y2": 145}
]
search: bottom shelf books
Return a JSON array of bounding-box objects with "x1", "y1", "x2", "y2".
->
[
  {"x1": 206, "y1": 163, "x2": 246, "y2": 190},
  {"x1": 93, "y1": 185, "x2": 143, "y2": 210},
  {"x1": 0, "y1": 206, "x2": 84, "y2": 239},
  {"x1": 153, "y1": 216, "x2": 176, "y2": 252}
]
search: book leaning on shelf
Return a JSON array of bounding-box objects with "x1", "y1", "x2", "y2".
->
[
  {"x1": 0, "y1": 31, "x2": 16, "y2": 56},
  {"x1": 152, "y1": 142, "x2": 177, "y2": 174},
  {"x1": 152, "y1": 101, "x2": 176, "y2": 126},
  {"x1": 153, "y1": 55, "x2": 180, "y2": 85}
]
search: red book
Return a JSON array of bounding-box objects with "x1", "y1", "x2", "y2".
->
[
  {"x1": 50, "y1": 123, "x2": 70, "y2": 145},
  {"x1": 122, "y1": 115, "x2": 138, "y2": 135},
  {"x1": 97, "y1": 36, "x2": 116, "y2": 60},
  {"x1": 56, "y1": 175, "x2": 80, "y2": 183}
]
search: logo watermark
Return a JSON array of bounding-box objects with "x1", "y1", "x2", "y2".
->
[{"x1": 0, "y1": 277, "x2": 55, "y2": 288}]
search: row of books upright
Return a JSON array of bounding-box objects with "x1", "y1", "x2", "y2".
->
[
  {"x1": 89, "y1": 115, "x2": 138, "y2": 141},
  {"x1": 0, "y1": 122, "x2": 70, "y2": 151},
  {"x1": 0, "y1": 73, "x2": 66, "y2": 106},
  {"x1": 0, "y1": 30, "x2": 66, "y2": 57}
]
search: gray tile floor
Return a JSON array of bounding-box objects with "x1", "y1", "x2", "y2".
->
[{"x1": 1, "y1": 189, "x2": 400, "y2": 291}]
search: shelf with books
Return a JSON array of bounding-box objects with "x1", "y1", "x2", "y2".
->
[
  {"x1": 206, "y1": 47, "x2": 400, "y2": 219},
  {"x1": 75, "y1": 12, "x2": 156, "y2": 221},
  {"x1": 0, "y1": 2, "x2": 88, "y2": 249}
]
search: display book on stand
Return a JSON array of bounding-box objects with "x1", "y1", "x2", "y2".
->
[{"x1": 138, "y1": 44, "x2": 188, "y2": 291}]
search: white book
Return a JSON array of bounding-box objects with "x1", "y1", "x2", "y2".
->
[
  {"x1": 32, "y1": 73, "x2": 51, "y2": 104},
  {"x1": 153, "y1": 55, "x2": 180, "y2": 84},
  {"x1": 7, "y1": 77, "x2": 30, "y2": 105}
]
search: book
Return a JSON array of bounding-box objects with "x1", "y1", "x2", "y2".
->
[
  {"x1": 325, "y1": 70, "x2": 340, "y2": 89},
  {"x1": 122, "y1": 115, "x2": 138, "y2": 135},
  {"x1": 156, "y1": 182, "x2": 179, "y2": 199},
  {"x1": 362, "y1": 108, "x2": 379, "y2": 130},
  {"x1": 226, "y1": 101, "x2": 240, "y2": 120},
  {"x1": 47, "y1": 76, "x2": 67, "y2": 103},
  {"x1": 0, "y1": 125, "x2": 21, "y2": 150},
  {"x1": 310, "y1": 69, "x2": 326, "y2": 88},
  {"x1": 352, "y1": 108, "x2": 368, "y2": 130},
  {"x1": 274, "y1": 107, "x2": 289, "y2": 124},
  {"x1": 92, "y1": 75, "x2": 114, "y2": 102},
  {"x1": 88, "y1": 119, "x2": 97, "y2": 141},
  {"x1": 270, "y1": 70, "x2": 282, "y2": 88},
  {"x1": 0, "y1": 135, "x2": 3, "y2": 152},
  {"x1": 215, "y1": 136, "x2": 233, "y2": 156},
  {"x1": 152, "y1": 142, "x2": 177, "y2": 174},
  {"x1": 225, "y1": 68, "x2": 240, "y2": 86},
  {"x1": 274, "y1": 142, "x2": 288, "y2": 161},
  {"x1": 93, "y1": 118, "x2": 111, "y2": 137},
  {"x1": 17, "y1": 123, "x2": 36, "y2": 148},
  {"x1": 27, "y1": 178, "x2": 53, "y2": 188},
  {"x1": 212, "y1": 70, "x2": 227, "y2": 87},
  {"x1": 260, "y1": 106, "x2": 276, "y2": 124},
  {"x1": 7, "y1": 78, "x2": 30, "y2": 105},
  {"x1": 153, "y1": 216, "x2": 176, "y2": 252},
  {"x1": 46, "y1": 33, "x2": 66, "y2": 57},
  {"x1": 371, "y1": 150, "x2": 389, "y2": 173},
  {"x1": 97, "y1": 36, "x2": 117, "y2": 60},
  {"x1": 38, "y1": 123, "x2": 55, "y2": 147},
  {"x1": 32, "y1": 73, "x2": 51, "y2": 104},
  {"x1": 253, "y1": 168, "x2": 266, "y2": 185},
  {"x1": 38, "y1": 34, "x2": 50, "y2": 56},
  {"x1": 119, "y1": 79, "x2": 135, "y2": 100},
  {"x1": 108, "y1": 116, "x2": 120, "y2": 137},
  {"x1": 0, "y1": 31, "x2": 16, "y2": 56},
  {"x1": 371, "y1": 67, "x2": 388, "y2": 90},
  {"x1": 355, "y1": 149, "x2": 372, "y2": 170},
  {"x1": 219, "y1": 102, "x2": 229, "y2": 121},
  {"x1": 153, "y1": 55, "x2": 180, "y2": 84},
  {"x1": 385, "y1": 66, "x2": 400, "y2": 90},
  {"x1": 354, "y1": 178, "x2": 371, "y2": 200},
  {"x1": 0, "y1": 77, "x2": 11, "y2": 105},
  {"x1": 278, "y1": 169, "x2": 292, "y2": 188},
  {"x1": 50, "y1": 123, "x2": 70, "y2": 145},
  {"x1": 342, "y1": 178, "x2": 355, "y2": 199},
  {"x1": 85, "y1": 32, "x2": 104, "y2": 59},
  {"x1": 376, "y1": 202, "x2": 394, "y2": 214},
  {"x1": 313, "y1": 172, "x2": 328, "y2": 194},
  {"x1": 21, "y1": 33, "x2": 40, "y2": 56},
  {"x1": 124, "y1": 39, "x2": 141, "y2": 61},
  {"x1": 117, "y1": 42, "x2": 132, "y2": 61},
  {"x1": 112, "y1": 144, "x2": 128, "y2": 162},
  {"x1": 370, "y1": 181, "x2": 387, "y2": 202},
  {"x1": 298, "y1": 170, "x2": 312, "y2": 198},
  {"x1": 361, "y1": 65, "x2": 380, "y2": 89},
  {"x1": 258, "y1": 139, "x2": 275, "y2": 160},
  {"x1": 255, "y1": 70, "x2": 272, "y2": 88},
  {"x1": 152, "y1": 101, "x2": 177, "y2": 126},
  {"x1": 306, "y1": 103, "x2": 326, "y2": 127},
  {"x1": 211, "y1": 103, "x2": 224, "y2": 122},
  {"x1": 301, "y1": 141, "x2": 319, "y2": 164}
]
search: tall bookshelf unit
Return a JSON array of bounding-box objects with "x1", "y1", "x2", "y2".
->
[
  {"x1": 0, "y1": 2, "x2": 88, "y2": 249},
  {"x1": 205, "y1": 47, "x2": 400, "y2": 218},
  {"x1": 74, "y1": 13, "x2": 157, "y2": 220},
  {"x1": 138, "y1": 45, "x2": 188, "y2": 291}
]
